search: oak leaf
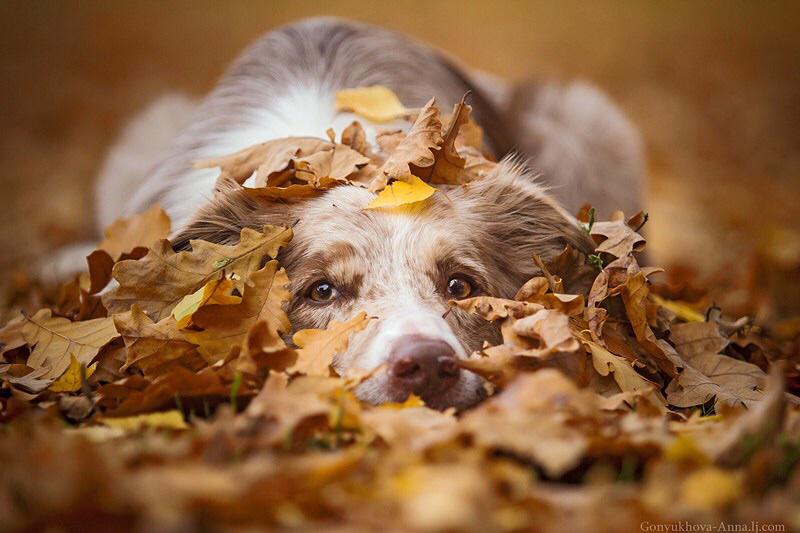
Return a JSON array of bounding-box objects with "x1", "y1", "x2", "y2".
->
[
  {"x1": 113, "y1": 306, "x2": 208, "y2": 378},
  {"x1": 0, "y1": 309, "x2": 117, "y2": 391},
  {"x1": 590, "y1": 212, "x2": 646, "y2": 258},
  {"x1": 290, "y1": 312, "x2": 371, "y2": 376},
  {"x1": 450, "y1": 296, "x2": 542, "y2": 321},
  {"x1": 103, "y1": 226, "x2": 291, "y2": 321},
  {"x1": 195, "y1": 137, "x2": 331, "y2": 187},
  {"x1": 171, "y1": 275, "x2": 241, "y2": 329},
  {"x1": 665, "y1": 352, "x2": 766, "y2": 409},
  {"x1": 373, "y1": 97, "x2": 442, "y2": 189},
  {"x1": 98, "y1": 204, "x2": 171, "y2": 260},
  {"x1": 334, "y1": 85, "x2": 409, "y2": 123},
  {"x1": 186, "y1": 261, "x2": 291, "y2": 363},
  {"x1": 365, "y1": 175, "x2": 436, "y2": 209},
  {"x1": 48, "y1": 354, "x2": 97, "y2": 392}
]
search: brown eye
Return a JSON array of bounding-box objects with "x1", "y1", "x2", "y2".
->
[
  {"x1": 447, "y1": 277, "x2": 473, "y2": 299},
  {"x1": 308, "y1": 280, "x2": 340, "y2": 303}
]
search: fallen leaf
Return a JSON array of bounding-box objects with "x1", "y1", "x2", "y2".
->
[
  {"x1": 334, "y1": 85, "x2": 409, "y2": 123},
  {"x1": 103, "y1": 226, "x2": 291, "y2": 321},
  {"x1": 590, "y1": 214, "x2": 646, "y2": 258},
  {"x1": 670, "y1": 321, "x2": 729, "y2": 359},
  {"x1": 666, "y1": 352, "x2": 766, "y2": 409},
  {"x1": 99, "y1": 410, "x2": 188, "y2": 431},
  {"x1": 0, "y1": 309, "x2": 117, "y2": 390},
  {"x1": 48, "y1": 354, "x2": 97, "y2": 392},
  {"x1": 114, "y1": 306, "x2": 207, "y2": 378},
  {"x1": 186, "y1": 261, "x2": 291, "y2": 362},
  {"x1": 450, "y1": 296, "x2": 542, "y2": 321},
  {"x1": 291, "y1": 312, "x2": 371, "y2": 376},
  {"x1": 365, "y1": 175, "x2": 436, "y2": 209},
  {"x1": 98, "y1": 204, "x2": 171, "y2": 260},
  {"x1": 171, "y1": 275, "x2": 241, "y2": 329}
]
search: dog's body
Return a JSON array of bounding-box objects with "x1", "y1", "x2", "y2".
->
[{"x1": 51, "y1": 18, "x2": 645, "y2": 409}]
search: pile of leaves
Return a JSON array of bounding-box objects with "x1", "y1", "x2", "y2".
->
[{"x1": 1, "y1": 88, "x2": 799, "y2": 532}]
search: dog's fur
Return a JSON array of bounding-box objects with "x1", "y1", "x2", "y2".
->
[{"x1": 47, "y1": 18, "x2": 645, "y2": 409}]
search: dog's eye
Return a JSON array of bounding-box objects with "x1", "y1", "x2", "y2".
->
[
  {"x1": 308, "y1": 280, "x2": 340, "y2": 303},
  {"x1": 446, "y1": 277, "x2": 473, "y2": 299}
]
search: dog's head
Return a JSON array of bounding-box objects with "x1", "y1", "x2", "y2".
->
[{"x1": 175, "y1": 159, "x2": 595, "y2": 410}]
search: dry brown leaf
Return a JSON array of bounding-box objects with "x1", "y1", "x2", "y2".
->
[
  {"x1": 290, "y1": 312, "x2": 371, "y2": 376},
  {"x1": 0, "y1": 309, "x2": 117, "y2": 391},
  {"x1": 103, "y1": 226, "x2": 292, "y2": 321},
  {"x1": 450, "y1": 296, "x2": 543, "y2": 321},
  {"x1": 195, "y1": 137, "x2": 331, "y2": 187},
  {"x1": 98, "y1": 204, "x2": 171, "y2": 260},
  {"x1": 186, "y1": 261, "x2": 291, "y2": 363},
  {"x1": 428, "y1": 95, "x2": 470, "y2": 185},
  {"x1": 666, "y1": 352, "x2": 766, "y2": 409},
  {"x1": 670, "y1": 322, "x2": 729, "y2": 359},
  {"x1": 340, "y1": 121, "x2": 370, "y2": 155},
  {"x1": 511, "y1": 309, "x2": 580, "y2": 356},
  {"x1": 373, "y1": 98, "x2": 442, "y2": 190},
  {"x1": 514, "y1": 276, "x2": 585, "y2": 316},
  {"x1": 113, "y1": 305, "x2": 207, "y2": 378},
  {"x1": 293, "y1": 145, "x2": 369, "y2": 185},
  {"x1": 590, "y1": 214, "x2": 646, "y2": 258}
]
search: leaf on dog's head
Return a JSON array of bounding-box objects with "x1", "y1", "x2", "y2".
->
[
  {"x1": 290, "y1": 311, "x2": 371, "y2": 377},
  {"x1": 0, "y1": 309, "x2": 118, "y2": 391},
  {"x1": 341, "y1": 121, "x2": 370, "y2": 155},
  {"x1": 98, "y1": 204, "x2": 171, "y2": 261},
  {"x1": 186, "y1": 261, "x2": 291, "y2": 363},
  {"x1": 335, "y1": 86, "x2": 409, "y2": 123},
  {"x1": 196, "y1": 137, "x2": 333, "y2": 187},
  {"x1": 373, "y1": 98, "x2": 442, "y2": 190},
  {"x1": 293, "y1": 145, "x2": 370, "y2": 186},
  {"x1": 429, "y1": 94, "x2": 470, "y2": 185},
  {"x1": 102, "y1": 225, "x2": 292, "y2": 322},
  {"x1": 365, "y1": 176, "x2": 436, "y2": 209}
]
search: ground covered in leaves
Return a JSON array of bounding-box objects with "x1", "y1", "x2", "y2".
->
[{"x1": 1, "y1": 89, "x2": 799, "y2": 532}]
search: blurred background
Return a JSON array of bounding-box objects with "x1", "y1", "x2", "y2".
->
[{"x1": 1, "y1": 1, "x2": 798, "y2": 319}]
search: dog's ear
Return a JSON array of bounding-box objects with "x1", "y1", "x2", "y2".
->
[
  {"x1": 457, "y1": 157, "x2": 596, "y2": 290},
  {"x1": 170, "y1": 179, "x2": 293, "y2": 250}
]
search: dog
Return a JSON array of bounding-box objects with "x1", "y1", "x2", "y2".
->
[{"x1": 47, "y1": 18, "x2": 645, "y2": 410}]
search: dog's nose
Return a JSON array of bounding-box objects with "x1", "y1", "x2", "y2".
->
[{"x1": 388, "y1": 335, "x2": 459, "y2": 399}]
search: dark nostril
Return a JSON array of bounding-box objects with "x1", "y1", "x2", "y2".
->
[
  {"x1": 438, "y1": 357, "x2": 459, "y2": 378},
  {"x1": 393, "y1": 357, "x2": 421, "y2": 378}
]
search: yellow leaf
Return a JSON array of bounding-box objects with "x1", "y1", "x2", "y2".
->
[
  {"x1": 663, "y1": 434, "x2": 710, "y2": 465},
  {"x1": 366, "y1": 176, "x2": 436, "y2": 209},
  {"x1": 680, "y1": 466, "x2": 742, "y2": 511},
  {"x1": 99, "y1": 410, "x2": 189, "y2": 431},
  {"x1": 171, "y1": 276, "x2": 241, "y2": 329},
  {"x1": 48, "y1": 354, "x2": 97, "y2": 392},
  {"x1": 382, "y1": 394, "x2": 425, "y2": 409},
  {"x1": 186, "y1": 261, "x2": 291, "y2": 362},
  {"x1": 653, "y1": 295, "x2": 705, "y2": 323},
  {"x1": 291, "y1": 312, "x2": 371, "y2": 376},
  {"x1": 335, "y1": 86, "x2": 408, "y2": 123}
]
